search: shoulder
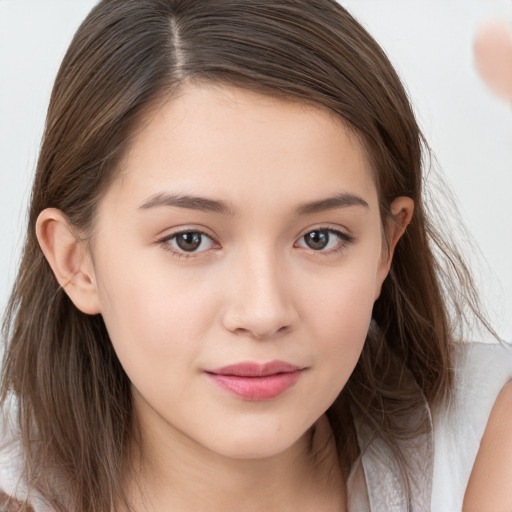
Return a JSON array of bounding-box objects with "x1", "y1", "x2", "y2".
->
[
  {"x1": 0, "y1": 411, "x2": 22, "y2": 508},
  {"x1": 1, "y1": 491, "x2": 35, "y2": 512},
  {"x1": 462, "y1": 380, "x2": 512, "y2": 511},
  {"x1": 431, "y1": 341, "x2": 512, "y2": 512},
  {"x1": 0, "y1": 405, "x2": 36, "y2": 512},
  {"x1": 0, "y1": 405, "x2": 52, "y2": 512}
]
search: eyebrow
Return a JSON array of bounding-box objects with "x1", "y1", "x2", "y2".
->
[{"x1": 139, "y1": 191, "x2": 369, "y2": 216}]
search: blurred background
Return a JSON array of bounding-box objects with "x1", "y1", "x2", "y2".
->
[{"x1": 1, "y1": 0, "x2": 511, "y2": 341}]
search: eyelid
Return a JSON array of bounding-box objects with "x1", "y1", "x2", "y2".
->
[
  {"x1": 155, "y1": 223, "x2": 216, "y2": 240},
  {"x1": 296, "y1": 222, "x2": 352, "y2": 240}
]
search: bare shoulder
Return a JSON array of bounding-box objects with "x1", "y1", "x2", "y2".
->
[{"x1": 463, "y1": 380, "x2": 512, "y2": 512}]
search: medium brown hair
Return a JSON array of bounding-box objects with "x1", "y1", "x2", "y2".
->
[{"x1": 0, "y1": 1, "x2": 492, "y2": 510}]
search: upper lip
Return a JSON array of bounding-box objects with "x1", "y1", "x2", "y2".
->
[{"x1": 206, "y1": 360, "x2": 304, "y2": 377}]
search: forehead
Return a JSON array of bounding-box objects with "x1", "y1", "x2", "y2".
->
[{"x1": 108, "y1": 83, "x2": 377, "y2": 216}]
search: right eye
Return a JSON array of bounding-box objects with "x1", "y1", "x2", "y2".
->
[{"x1": 159, "y1": 230, "x2": 217, "y2": 259}]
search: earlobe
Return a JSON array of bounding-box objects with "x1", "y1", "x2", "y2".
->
[
  {"x1": 35, "y1": 208, "x2": 101, "y2": 315},
  {"x1": 375, "y1": 196, "x2": 414, "y2": 299}
]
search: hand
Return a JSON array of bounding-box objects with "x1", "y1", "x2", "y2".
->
[{"x1": 473, "y1": 20, "x2": 512, "y2": 103}]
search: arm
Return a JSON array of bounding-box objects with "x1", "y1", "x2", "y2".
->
[{"x1": 463, "y1": 380, "x2": 512, "y2": 512}]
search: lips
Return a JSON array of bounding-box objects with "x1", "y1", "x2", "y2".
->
[{"x1": 205, "y1": 360, "x2": 305, "y2": 400}]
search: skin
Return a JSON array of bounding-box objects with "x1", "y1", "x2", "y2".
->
[
  {"x1": 473, "y1": 21, "x2": 512, "y2": 102},
  {"x1": 463, "y1": 380, "x2": 512, "y2": 511},
  {"x1": 37, "y1": 84, "x2": 413, "y2": 511},
  {"x1": 469, "y1": 17, "x2": 512, "y2": 511}
]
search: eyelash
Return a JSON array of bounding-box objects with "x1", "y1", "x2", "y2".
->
[{"x1": 158, "y1": 226, "x2": 355, "y2": 260}]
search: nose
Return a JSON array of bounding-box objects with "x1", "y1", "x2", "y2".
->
[{"x1": 221, "y1": 248, "x2": 298, "y2": 340}]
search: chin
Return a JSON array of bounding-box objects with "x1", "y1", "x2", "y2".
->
[{"x1": 203, "y1": 421, "x2": 313, "y2": 460}]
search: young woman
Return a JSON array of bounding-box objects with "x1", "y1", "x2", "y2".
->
[{"x1": 1, "y1": 1, "x2": 511, "y2": 511}]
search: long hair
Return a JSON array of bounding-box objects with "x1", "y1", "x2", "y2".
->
[{"x1": 0, "y1": 1, "x2": 493, "y2": 510}]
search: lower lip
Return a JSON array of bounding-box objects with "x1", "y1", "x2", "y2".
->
[{"x1": 206, "y1": 370, "x2": 303, "y2": 400}]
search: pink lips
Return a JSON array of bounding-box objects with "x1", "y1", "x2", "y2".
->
[{"x1": 205, "y1": 361, "x2": 304, "y2": 401}]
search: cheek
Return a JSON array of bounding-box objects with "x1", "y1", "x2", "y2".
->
[
  {"x1": 94, "y1": 252, "x2": 216, "y2": 374},
  {"x1": 316, "y1": 282, "x2": 374, "y2": 351},
  {"x1": 299, "y1": 261, "x2": 378, "y2": 394},
  {"x1": 302, "y1": 252, "x2": 379, "y2": 335}
]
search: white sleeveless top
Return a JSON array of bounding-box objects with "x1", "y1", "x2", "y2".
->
[
  {"x1": 347, "y1": 341, "x2": 512, "y2": 512},
  {"x1": 431, "y1": 341, "x2": 512, "y2": 511},
  {"x1": 2, "y1": 341, "x2": 512, "y2": 512}
]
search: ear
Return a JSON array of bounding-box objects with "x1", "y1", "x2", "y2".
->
[
  {"x1": 375, "y1": 196, "x2": 414, "y2": 299},
  {"x1": 35, "y1": 208, "x2": 101, "y2": 315}
]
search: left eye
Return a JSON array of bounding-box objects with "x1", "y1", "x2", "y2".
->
[{"x1": 296, "y1": 228, "x2": 351, "y2": 252}]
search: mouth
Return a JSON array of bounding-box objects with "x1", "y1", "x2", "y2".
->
[{"x1": 205, "y1": 360, "x2": 305, "y2": 401}]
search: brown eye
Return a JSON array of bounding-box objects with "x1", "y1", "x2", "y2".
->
[
  {"x1": 175, "y1": 232, "x2": 203, "y2": 252},
  {"x1": 161, "y1": 230, "x2": 217, "y2": 257},
  {"x1": 297, "y1": 228, "x2": 353, "y2": 254},
  {"x1": 304, "y1": 230, "x2": 330, "y2": 250}
]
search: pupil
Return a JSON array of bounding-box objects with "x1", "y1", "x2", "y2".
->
[
  {"x1": 177, "y1": 232, "x2": 201, "y2": 251},
  {"x1": 306, "y1": 230, "x2": 328, "y2": 250}
]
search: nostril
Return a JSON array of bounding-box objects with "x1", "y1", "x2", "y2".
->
[{"x1": 229, "y1": 324, "x2": 291, "y2": 340}]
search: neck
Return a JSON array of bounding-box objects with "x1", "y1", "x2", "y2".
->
[{"x1": 120, "y1": 407, "x2": 345, "y2": 512}]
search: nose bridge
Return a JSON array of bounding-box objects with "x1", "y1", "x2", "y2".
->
[{"x1": 221, "y1": 241, "x2": 296, "y2": 339}]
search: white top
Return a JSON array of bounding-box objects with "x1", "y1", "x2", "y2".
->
[
  {"x1": 347, "y1": 341, "x2": 512, "y2": 512},
  {"x1": 431, "y1": 341, "x2": 512, "y2": 511},
  {"x1": 1, "y1": 341, "x2": 512, "y2": 512}
]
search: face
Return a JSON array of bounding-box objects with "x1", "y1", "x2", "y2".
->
[{"x1": 87, "y1": 84, "x2": 393, "y2": 461}]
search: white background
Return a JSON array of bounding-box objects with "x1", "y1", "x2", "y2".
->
[{"x1": 1, "y1": 0, "x2": 511, "y2": 341}]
